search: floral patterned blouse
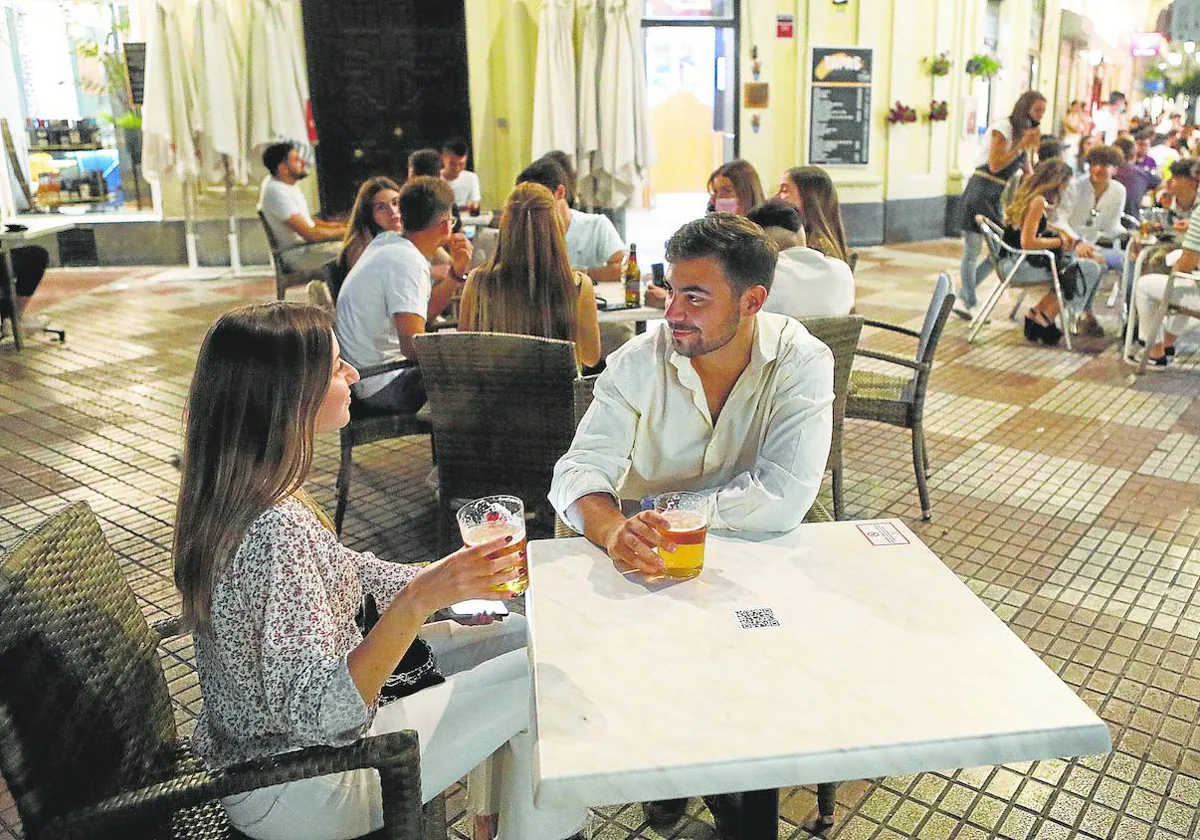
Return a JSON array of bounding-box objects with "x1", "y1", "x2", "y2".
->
[{"x1": 192, "y1": 496, "x2": 417, "y2": 768}]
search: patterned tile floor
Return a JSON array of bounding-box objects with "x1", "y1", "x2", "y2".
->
[{"x1": 1, "y1": 241, "x2": 1198, "y2": 840}]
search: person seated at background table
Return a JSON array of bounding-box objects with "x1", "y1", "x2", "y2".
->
[
  {"x1": 257, "y1": 142, "x2": 347, "y2": 273},
  {"x1": 1003, "y1": 159, "x2": 1105, "y2": 344},
  {"x1": 0, "y1": 244, "x2": 50, "y2": 338},
  {"x1": 442, "y1": 137, "x2": 481, "y2": 215},
  {"x1": 175, "y1": 301, "x2": 587, "y2": 840},
  {"x1": 459, "y1": 182, "x2": 602, "y2": 368},
  {"x1": 1038, "y1": 137, "x2": 1063, "y2": 162},
  {"x1": 1147, "y1": 131, "x2": 1180, "y2": 175},
  {"x1": 1133, "y1": 175, "x2": 1200, "y2": 368},
  {"x1": 539, "y1": 150, "x2": 579, "y2": 207},
  {"x1": 746, "y1": 198, "x2": 854, "y2": 318},
  {"x1": 335, "y1": 177, "x2": 470, "y2": 413},
  {"x1": 705, "y1": 158, "x2": 764, "y2": 215},
  {"x1": 1113, "y1": 136, "x2": 1161, "y2": 219},
  {"x1": 776, "y1": 165, "x2": 855, "y2": 269},
  {"x1": 335, "y1": 176, "x2": 403, "y2": 293},
  {"x1": 408, "y1": 148, "x2": 463, "y2": 281},
  {"x1": 516, "y1": 157, "x2": 625, "y2": 285}
]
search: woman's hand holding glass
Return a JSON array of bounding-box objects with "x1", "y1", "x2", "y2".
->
[{"x1": 403, "y1": 535, "x2": 520, "y2": 618}]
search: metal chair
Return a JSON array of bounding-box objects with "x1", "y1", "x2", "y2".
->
[
  {"x1": 414, "y1": 332, "x2": 581, "y2": 554},
  {"x1": 1134, "y1": 269, "x2": 1200, "y2": 374},
  {"x1": 0, "y1": 501, "x2": 438, "y2": 840},
  {"x1": 798, "y1": 316, "x2": 865, "y2": 521},
  {"x1": 258, "y1": 210, "x2": 332, "y2": 300},
  {"x1": 845, "y1": 272, "x2": 955, "y2": 521},
  {"x1": 972, "y1": 215, "x2": 1072, "y2": 350}
]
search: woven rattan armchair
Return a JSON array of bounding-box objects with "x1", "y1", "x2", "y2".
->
[
  {"x1": 0, "y1": 501, "x2": 438, "y2": 840},
  {"x1": 258, "y1": 211, "x2": 332, "y2": 301},
  {"x1": 336, "y1": 359, "x2": 434, "y2": 534},
  {"x1": 846, "y1": 272, "x2": 954, "y2": 522},
  {"x1": 798, "y1": 316, "x2": 864, "y2": 521},
  {"x1": 414, "y1": 332, "x2": 580, "y2": 553}
]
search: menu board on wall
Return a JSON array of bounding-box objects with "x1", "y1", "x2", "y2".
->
[{"x1": 808, "y1": 46, "x2": 872, "y2": 167}]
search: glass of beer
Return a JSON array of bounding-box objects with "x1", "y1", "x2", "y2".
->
[
  {"x1": 457, "y1": 495, "x2": 528, "y2": 595},
  {"x1": 653, "y1": 492, "x2": 709, "y2": 579}
]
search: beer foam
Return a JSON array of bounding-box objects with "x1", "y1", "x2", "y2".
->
[{"x1": 662, "y1": 510, "x2": 706, "y2": 532}]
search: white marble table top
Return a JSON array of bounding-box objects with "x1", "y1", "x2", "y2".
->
[
  {"x1": 1, "y1": 216, "x2": 78, "y2": 251},
  {"x1": 526, "y1": 519, "x2": 1111, "y2": 810},
  {"x1": 593, "y1": 281, "x2": 664, "y2": 325}
]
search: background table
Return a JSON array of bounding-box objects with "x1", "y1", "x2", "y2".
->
[
  {"x1": 526, "y1": 519, "x2": 1110, "y2": 826},
  {"x1": 593, "y1": 281, "x2": 663, "y2": 331},
  {"x1": 1, "y1": 217, "x2": 75, "y2": 351}
]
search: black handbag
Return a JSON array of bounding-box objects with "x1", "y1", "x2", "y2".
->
[{"x1": 358, "y1": 594, "x2": 445, "y2": 704}]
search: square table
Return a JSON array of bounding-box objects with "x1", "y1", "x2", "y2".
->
[
  {"x1": 1, "y1": 217, "x2": 77, "y2": 352},
  {"x1": 593, "y1": 280, "x2": 663, "y2": 333},
  {"x1": 526, "y1": 519, "x2": 1110, "y2": 835}
]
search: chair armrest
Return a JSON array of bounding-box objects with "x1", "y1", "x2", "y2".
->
[
  {"x1": 854, "y1": 349, "x2": 926, "y2": 372},
  {"x1": 151, "y1": 616, "x2": 184, "y2": 641},
  {"x1": 859, "y1": 318, "x2": 922, "y2": 338},
  {"x1": 41, "y1": 731, "x2": 422, "y2": 840},
  {"x1": 357, "y1": 358, "x2": 419, "y2": 380}
]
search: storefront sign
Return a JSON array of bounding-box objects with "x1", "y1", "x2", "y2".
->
[
  {"x1": 1171, "y1": 0, "x2": 1200, "y2": 44},
  {"x1": 808, "y1": 47, "x2": 872, "y2": 167},
  {"x1": 1130, "y1": 32, "x2": 1165, "y2": 58},
  {"x1": 776, "y1": 14, "x2": 794, "y2": 38}
]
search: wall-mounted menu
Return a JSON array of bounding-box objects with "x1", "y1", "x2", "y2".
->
[{"x1": 808, "y1": 46, "x2": 872, "y2": 167}]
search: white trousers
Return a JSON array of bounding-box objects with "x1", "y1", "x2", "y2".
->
[
  {"x1": 1135, "y1": 273, "x2": 1200, "y2": 342},
  {"x1": 221, "y1": 616, "x2": 587, "y2": 840}
]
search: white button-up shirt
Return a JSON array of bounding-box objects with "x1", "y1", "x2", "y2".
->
[
  {"x1": 550, "y1": 312, "x2": 834, "y2": 532},
  {"x1": 1054, "y1": 175, "x2": 1127, "y2": 243}
]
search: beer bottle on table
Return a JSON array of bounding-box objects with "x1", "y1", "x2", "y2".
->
[{"x1": 624, "y1": 243, "x2": 641, "y2": 308}]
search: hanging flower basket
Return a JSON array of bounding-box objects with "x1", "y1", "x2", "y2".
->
[
  {"x1": 924, "y1": 52, "x2": 952, "y2": 77},
  {"x1": 926, "y1": 100, "x2": 949, "y2": 122},
  {"x1": 887, "y1": 101, "x2": 918, "y2": 125},
  {"x1": 965, "y1": 54, "x2": 1002, "y2": 79}
]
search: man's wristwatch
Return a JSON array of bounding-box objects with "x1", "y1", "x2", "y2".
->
[{"x1": 449, "y1": 268, "x2": 466, "y2": 284}]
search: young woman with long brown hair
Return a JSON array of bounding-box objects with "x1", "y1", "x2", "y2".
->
[
  {"x1": 777, "y1": 165, "x2": 853, "y2": 266},
  {"x1": 338, "y1": 176, "x2": 404, "y2": 278},
  {"x1": 1001, "y1": 158, "x2": 1103, "y2": 345},
  {"x1": 459, "y1": 182, "x2": 602, "y2": 368},
  {"x1": 174, "y1": 302, "x2": 586, "y2": 840},
  {"x1": 706, "y1": 158, "x2": 765, "y2": 215}
]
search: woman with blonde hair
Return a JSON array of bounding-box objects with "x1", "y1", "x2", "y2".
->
[
  {"x1": 706, "y1": 158, "x2": 765, "y2": 215},
  {"x1": 459, "y1": 182, "x2": 602, "y2": 368},
  {"x1": 1001, "y1": 158, "x2": 1103, "y2": 345},
  {"x1": 777, "y1": 165, "x2": 853, "y2": 266},
  {"x1": 174, "y1": 301, "x2": 587, "y2": 840}
]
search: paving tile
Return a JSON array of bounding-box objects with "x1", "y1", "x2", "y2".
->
[{"x1": 1030, "y1": 380, "x2": 1192, "y2": 431}]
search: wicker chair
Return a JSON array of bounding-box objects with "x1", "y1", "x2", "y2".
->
[
  {"x1": 258, "y1": 211, "x2": 333, "y2": 301},
  {"x1": 845, "y1": 272, "x2": 955, "y2": 522},
  {"x1": 799, "y1": 316, "x2": 864, "y2": 521},
  {"x1": 0, "y1": 501, "x2": 435, "y2": 840},
  {"x1": 336, "y1": 359, "x2": 434, "y2": 534},
  {"x1": 413, "y1": 332, "x2": 580, "y2": 554}
]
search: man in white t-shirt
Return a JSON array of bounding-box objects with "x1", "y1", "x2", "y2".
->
[
  {"x1": 1091, "y1": 91, "x2": 1126, "y2": 145},
  {"x1": 747, "y1": 199, "x2": 854, "y2": 318},
  {"x1": 515, "y1": 158, "x2": 625, "y2": 284},
  {"x1": 335, "y1": 177, "x2": 471, "y2": 412},
  {"x1": 256, "y1": 142, "x2": 346, "y2": 273},
  {"x1": 441, "y1": 138, "x2": 481, "y2": 213}
]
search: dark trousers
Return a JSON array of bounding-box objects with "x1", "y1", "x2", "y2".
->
[{"x1": 1, "y1": 245, "x2": 50, "y2": 319}]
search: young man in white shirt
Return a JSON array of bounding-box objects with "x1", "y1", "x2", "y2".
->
[
  {"x1": 335, "y1": 177, "x2": 471, "y2": 412},
  {"x1": 1091, "y1": 91, "x2": 1126, "y2": 145},
  {"x1": 257, "y1": 142, "x2": 346, "y2": 272},
  {"x1": 747, "y1": 199, "x2": 855, "y2": 318},
  {"x1": 441, "y1": 138, "x2": 481, "y2": 214}
]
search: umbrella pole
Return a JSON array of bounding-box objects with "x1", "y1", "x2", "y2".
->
[
  {"x1": 183, "y1": 179, "x2": 199, "y2": 269},
  {"x1": 224, "y1": 155, "x2": 242, "y2": 273}
]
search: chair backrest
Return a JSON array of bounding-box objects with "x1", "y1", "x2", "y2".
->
[
  {"x1": 413, "y1": 332, "x2": 580, "y2": 510},
  {"x1": 916, "y1": 272, "x2": 954, "y2": 362},
  {"x1": 799, "y1": 315, "x2": 864, "y2": 467},
  {"x1": 0, "y1": 502, "x2": 177, "y2": 836},
  {"x1": 258, "y1": 210, "x2": 284, "y2": 259}
]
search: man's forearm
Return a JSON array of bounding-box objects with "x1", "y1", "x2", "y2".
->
[
  {"x1": 586, "y1": 263, "x2": 623, "y2": 285},
  {"x1": 573, "y1": 493, "x2": 626, "y2": 551},
  {"x1": 427, "y1": 277, "x2": 460, "y2": 322}
]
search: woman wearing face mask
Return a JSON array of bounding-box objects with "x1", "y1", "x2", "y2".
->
[
  {"x1": 706, "y1": 159, "x2": 765, "y2": 216},
  {"x1": 955, "y1": 90, "x2": 1047, "y2": 320}
]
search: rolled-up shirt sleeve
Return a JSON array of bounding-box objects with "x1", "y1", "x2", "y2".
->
[
  {"x1": 550, "y1": 370, "x2": 637, "y2": 531},
  {"x1": 705, "y1": 343, "x2": 833, "y2": 531},
  {"x1": 259, "y1": 536, "x2": 371, "y2": 746}
]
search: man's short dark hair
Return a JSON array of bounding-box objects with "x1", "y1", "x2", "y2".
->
[
  {"x1": 664, "y1": 214, "x2": 778, "y2": 296},
  {"x1": 515, "y1": 158, "x2": 566, "y2": 193},
  {"x1": 262, "y1": 142, "x2": 295, "y2": 176},
  {"x1": 1085, "y1": 144, "x2": 1124, "y2": 168},
  {"x1": 1038, "y1": 138, "x2": 1063, "y2": 161},
  {"x1": 746, "y1": 198, "x2": 802, "y2": 234},
  {"x1": 1170, "y1": 158, "x2": 1200, "y2": 180},
  {"x1": 441, "y1": 137, "x2": 469, "y2": 157},
  {"x1": 399, "y1": 176, "x2": 455, "y2": 233},
  {"x1": 1112, "y1": 136, "x2": 1135, "y2": 162},
  {"x1": 1109, "y1": 91, "x2": 1126, "y2": 104},
  {"x1": 408, "y1": 148, "x2": 442, "y2": 177}
]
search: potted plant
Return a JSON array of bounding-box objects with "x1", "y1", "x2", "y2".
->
[
  {"x1": 965, "y1": 54, "x2": 1002, "y2": 79},
  {"x1": 926, "y1": 100, "x2": 949, "y2": 122},
  {"x1": 924, "y1": 52, "x2": 952, "y2": 77},
  {"x1": 887, "y1": 101, "x2": 918, "y2": 125}
]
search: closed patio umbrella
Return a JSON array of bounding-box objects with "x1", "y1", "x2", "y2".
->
[
  {"x1": 244, "y1": 0, "x2": 311, "y2": 158},
  {"x1": 596, "y1": 0, "x2": 653, "y2": 210},
  {"x1": 194, "y1": 0, "x2": 247, "y2": 271},
  {"x1": 575, "y1": 0, "x2": 602, "y2": 208},
  {"x1": 141, "y1": 0, "x2": 202, "y2": 268},
  {"x1": 532, "y1": 0, "x2": 577, "y2": 161}
]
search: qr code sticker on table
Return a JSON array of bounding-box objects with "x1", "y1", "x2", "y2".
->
[{"x1": 735, "y1": 608, "x2": 780, "y2": 629}]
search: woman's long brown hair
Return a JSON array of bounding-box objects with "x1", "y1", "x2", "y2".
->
[
  {"x1": 1003, "y1": 158, "x2": 1072, "y2": 229},
  {"x1": 460, "y1": 182, "x2": 579, "y2": 343},
  {"x1": 173, "y1": 302, "x2": 334, "y2": 632},
  {"x1": 785, "y1": 165, "x2": 850, "y2": 264},
  {"x1": 707, "y1": 159, "x2": 765, "y2": 214},
  {"x1": 340, "y1": 176, "x2": 402, "y2": 271}
]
